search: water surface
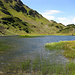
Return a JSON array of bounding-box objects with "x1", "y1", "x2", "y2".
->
[{"x1": 0, "y1": 35, "x2": 75, "y2": 69}]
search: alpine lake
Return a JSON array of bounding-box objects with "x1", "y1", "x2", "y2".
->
[{"x1": 0, "y1": 35, "x2": 75, "y2": 75}]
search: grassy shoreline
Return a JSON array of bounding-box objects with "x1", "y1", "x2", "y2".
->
[
  {"x1": 0, "y1": 33, "x2": 75, "y2": 37},
  {"x1": 18, "y1": 33, "x2": 75, "y2": 38},
  {"x1": 1, "y1": 57, "x2": 75, "y2": 75},
  {"x1": 45, "y1": 41, "x2": 75, "y2": 59}
]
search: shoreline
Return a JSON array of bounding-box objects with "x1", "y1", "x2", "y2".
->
[
  {"x1": 45, "y1": 41, "x2": 75, "y2": 59},
  {"x1": 0, "y1": 33, "x2": 75, "y2": 37}
]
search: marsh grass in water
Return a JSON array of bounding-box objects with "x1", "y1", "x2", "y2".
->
[
  {"x1": 2, "y1": 57, "x2": 75, "y2": 75},
  {"x1": 0, "y1": 41, "x2": 10, "y2": 53},
  {"x1": 32, "y1": 57, "x2": 41, "y2": 72},
  {"x1": 21, "y1": 59, "x2": 31, "y2": 72},
  {"x1": 21, "y1": 58, "x2": 75, "y2": 75},
  {"x1": 45, "y1": 41, "x2": 75, "y2": 59},
  {"x1": 4, "y1": 64, "x2": 20, "y2": 74}
]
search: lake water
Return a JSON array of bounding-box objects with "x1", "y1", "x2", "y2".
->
[{"x1": 0, "y1": 35, "x2": 75, "y2": 70}]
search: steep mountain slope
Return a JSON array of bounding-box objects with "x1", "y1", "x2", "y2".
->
[{"x1": 0, "y1": 0, "x2": 65, "y2": 35}]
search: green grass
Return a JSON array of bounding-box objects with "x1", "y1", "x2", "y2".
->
[
  {"x1": 45, "y1": 41, "x2": 75, "y2": 59},
  {"x1": 3, "y1": 57, "x2": 75, "y2": 75},
  {"x1": 66, "y1": 61, "x2": 75, "y2": 75},
  {"x1": 45, "y1": 41, "x2": 65, "y2": 50},
  {"x1": 20, "y1": 57, "x2": 75, "y2": 75},
  {"x1": 19, "y1": 34, "x2": 45, "y2": 38},
  {"x1": 32, "y1": 57, "x2": 41, "y2": 72}
]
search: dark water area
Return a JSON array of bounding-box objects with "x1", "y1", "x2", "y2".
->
[{"x1": 0, "y1": 35, "x2": 75, "y2": 70}]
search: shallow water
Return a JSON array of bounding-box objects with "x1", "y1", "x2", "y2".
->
[{"x1": 0, "y1": 35, "x2": 75, "y2": 69}]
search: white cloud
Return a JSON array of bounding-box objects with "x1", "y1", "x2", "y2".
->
[
  {"x1": 42, "y1": 15, "x2": 55, "y2": 20},
  {"x1": 42, "y1": 10, "x2": 62, "y2": 15},
  {"x1": 57, "y1": 18, "x2": 66, "y2": 21},
  {"x1": 72, "y1": 17, "x2": 75, "y2": 24},
  {"x1": 57, "y1": 17, "x2": 75, "y2": 25},
  {"x1": 41, "y1": 10, "x2": 61, "y2": 20},
  {"x1": 41, "y1": 10, "x2": 75, "y2": 25}
]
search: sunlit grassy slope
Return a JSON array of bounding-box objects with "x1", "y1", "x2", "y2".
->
[
  {"x1": 58, "y1": 24, "x2": 75, "y2": 35},
  {"x1": 0, "y1": 0, "x2": 66, "y2": 35}
]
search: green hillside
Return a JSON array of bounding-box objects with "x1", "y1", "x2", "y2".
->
[
  {"x1": 0, "y1": 0, "x2": 65, "y2": 35},
  {"x1": 58, "y1": 24, "x2": 75, "y2": 35}
]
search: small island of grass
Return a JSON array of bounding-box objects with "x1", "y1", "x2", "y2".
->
[{"x1": 19, "y1": 34, "x2": 46, "y2": 38}]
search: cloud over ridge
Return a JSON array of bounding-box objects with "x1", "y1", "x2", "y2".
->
[{"x1": 41, "y1": 10, "x2": 75, "y2": 25}]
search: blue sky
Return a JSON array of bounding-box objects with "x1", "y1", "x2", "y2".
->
[{"x1": 21, "y1": 0, "x2": 75, "y2": 25}]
